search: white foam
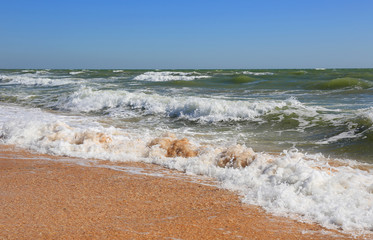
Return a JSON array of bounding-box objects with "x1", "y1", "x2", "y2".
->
[
  {"x1": 316, "y1": 130, "x2": 359, "y2": 144},
  {"x1": 0, "y1": 105, "x2": 149, "y2": 160},
  {"x1": 133, "y1": 71, "x2": 210, "y2": 81},
  {"x1": 0, "y1": 105, "x2": 372, "y2": 234},
  {"x1": 359, "y1": 107, "x2": 373, "y2": 123},
  {"x1": 69, "y1": 71, "x2": 85, "y2": 75}
]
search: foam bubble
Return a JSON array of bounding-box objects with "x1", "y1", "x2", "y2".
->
[{"x1": 133, "y1": 71, "x2": 210, "y2": 81}]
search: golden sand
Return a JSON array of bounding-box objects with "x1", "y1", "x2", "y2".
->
[{"x1": 0, "y1": 145, "x2": 363, "y2": 239}]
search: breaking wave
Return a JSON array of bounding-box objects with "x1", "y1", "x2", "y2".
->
[
  {"x1": 242, "y1": 71, "x2": 274, "y2": 76},
  {"x1": 69, "y1": 71, "x2": 86, "y2": 75},
  {"x1": 133, "y1": 71, "x2": 210, "y2": 81},
  {"x1": 0, "y1": 74, "x2": 77, "y2": 86},
  {"x1": 57, "y1": 87, "x2": 307, "y2": 122}
]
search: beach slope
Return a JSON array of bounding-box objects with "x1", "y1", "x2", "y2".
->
[{"x1": 0, "y1": 145, "x2": 357, "y2": 239}]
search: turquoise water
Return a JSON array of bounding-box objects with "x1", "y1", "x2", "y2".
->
[{"x1": 1, "y1": 68, "x2": 372, "y2": 162}]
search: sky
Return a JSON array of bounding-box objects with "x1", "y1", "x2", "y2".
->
[{"x1": 0, "y1": 0, "x2": 372, "y2": 69}]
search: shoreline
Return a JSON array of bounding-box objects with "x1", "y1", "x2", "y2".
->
[{"x1": 0, "y1": 145, "x2": 364, "y2": 239}]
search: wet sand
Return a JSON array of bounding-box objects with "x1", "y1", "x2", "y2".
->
[{"x1": 0, "y1": 145, "x2": 363, "y2": 239}]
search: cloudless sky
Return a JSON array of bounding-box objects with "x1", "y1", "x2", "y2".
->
[{"x1": 0, "y1": 0, "x2": 372, "y2": 69}]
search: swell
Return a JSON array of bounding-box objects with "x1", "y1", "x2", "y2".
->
[{"x1": 311, "y1": 77, "x2": 373, "y2": 90}]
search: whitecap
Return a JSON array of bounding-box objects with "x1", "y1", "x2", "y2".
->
[
  {"x1": 242, "y1": 71, "x2": 274, "y2": 76},
  {"x1": 0, "y1": 74, "x2": 78, "y2": 86},
  {"x1": 69, "y1": 71, "x2": 85, "y2": 75},
  {"x1": 133, "y1": 71, "x2": 210, "y2": 81}
]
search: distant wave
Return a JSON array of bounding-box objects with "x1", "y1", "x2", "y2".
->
[
  {"x1": 69, "y1": 71, "x2": 86, "y2": 75},
  {"x1": 133, "y1": 71, "x2": 210, "y2": 81},
  {"x1": 314, "y1": 77, "x2": 373, "y2": 90},
  {"x1": 0, "y1": 74, "x2": 77, "y2": 86},
  {"x1": 229, "y1": 75, "x2": 258, "y2": 84},
  {"x1": 242, "y1": 71, "x2": 274, "y2": 76}
]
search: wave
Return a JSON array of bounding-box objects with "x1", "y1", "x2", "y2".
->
[
  {"x1": 133, "y1": 71, "x2": 210, "y2": 82},
  {"x1": 313, "y1": 108, "x2": 373, "y2": 160},
  {"x1": 69, "y1": 71, "x2": 86, "y2": 75},
  {"x1": 0, "y1": 105, "x2": 372, "y2": 234},
  {"x1": 242, "y1": 71, "x2": 274, "y2": 76},
  {"x1": 230, "y1": 75, "x2": 257, "y2": 84},
  {"x1": 0, "y1": 74, "x2": 77, "y2": 86},
  {"x1": 314, "y1": 77, "x2": 373, "y2": 90},
  {"x1": 57, "y1": 88, "x2": 373, "y2": 156},
  {"x1": 360, "y1": 107, "x2": 373, "y2": 123},
  {"x1": 58, "y1": 87, "x2": 373, "y2": 138},
  {"x1": 317, "y1": 130, "x2": 360, "y2": 144},
  {"x1": 57, "y1": 87, "x2": 307, "y2": 122}
]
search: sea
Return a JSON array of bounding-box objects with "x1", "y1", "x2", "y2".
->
[{"x1": 0, "y1": 69, "x2": 372, "y2": 234}]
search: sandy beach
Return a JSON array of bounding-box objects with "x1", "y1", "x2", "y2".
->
[
  {"x1": 0, "y1": 145, "x2": 366, "y2": 239},
  {"x1": 2, "y1": 0, "x2": 373, "y2": 237}
]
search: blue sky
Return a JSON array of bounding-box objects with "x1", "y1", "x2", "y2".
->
[{"x1": 0, "y1": 0, "x2": 372, "y2": 69}]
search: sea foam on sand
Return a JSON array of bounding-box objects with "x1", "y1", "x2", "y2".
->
[{"x1": 0, "y1": 105, "x2": 372, "y2": 234}]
